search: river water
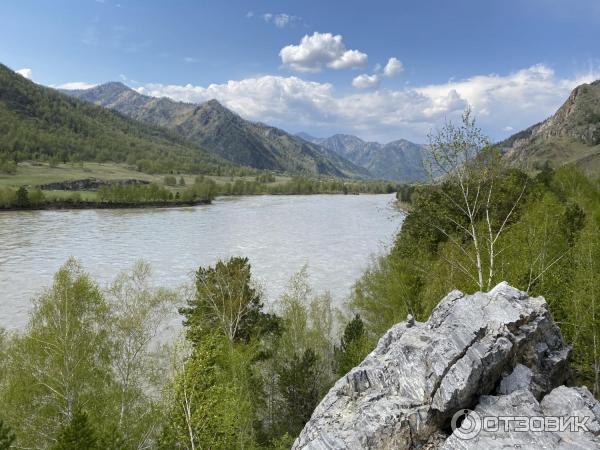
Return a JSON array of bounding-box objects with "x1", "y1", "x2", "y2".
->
[{"x1": 0, "y1": 194, "x2": 403, "y2": 329}]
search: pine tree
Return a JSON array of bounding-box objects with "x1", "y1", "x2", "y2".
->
[
  {"x1": 52, "y1": 409, "x2": 97, "y2": 450},
  {"x1": 276, "y1": 348, "x2": 320, "y2": 435},
  {"x1": 334, "y1": 314, "x2": 371, "y2": 376}
]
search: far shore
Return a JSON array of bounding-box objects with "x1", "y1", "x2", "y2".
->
[{"x1": 0, "y1": 198, "x2": 212, "y2": 212}]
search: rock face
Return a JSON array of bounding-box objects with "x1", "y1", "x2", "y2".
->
[
  {"x1": 499, "y1": 79, "x2": 600, "y2": 175},
  {"x1": 292, "y1": 282, "x2": 600, "y2": 450}
]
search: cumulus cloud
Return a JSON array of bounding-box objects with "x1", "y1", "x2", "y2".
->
[
  {"x1": 134, "y1": 64, "x2": 600, "y2": 142},
  {"x1": 383, "y1": 57, "x2": 403, "y2": 77},
  {"x1": 279, "y1": 32, "x2": 368, "y2": 72},
  {"x1": 352, "y1": 74, "x2": 379, "y2": 89},
  {"x1": 16, "y1": 68, "x2": 32, "y2": 79},
  {"x1": 56, "y1": 81, "x2": 98, "y2": 90}
]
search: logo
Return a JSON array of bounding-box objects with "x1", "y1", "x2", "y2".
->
[
  {"x1": 449, "y1": 408, "x2": 590, "y2": 440},
  {"x1": 451, "y1": 409, "x2": 481, "y2": 440}
]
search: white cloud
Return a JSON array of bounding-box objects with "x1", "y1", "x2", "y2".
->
[
  {"x1": 383, "y1": 57, "x2": 403, "y2": 77},
  {"x1": 246, "y1": 11, "x2": 254, "y2": 18},
  {"x1": 503, "y1": 126, "x2": 514, "y2": 132},
  {"x1": 133, "y1": 64, "x2": 600, "y2": 142},
  {"x1": 279, "y1": 32, "x2": 368, "y2": 72},
  {"x1": 183, "y1": 56, "x2": 197, "y2": 63},
  {"x1": 56, "y1": 81, "x2": 98, "y2": 90},
  {"x1": 16, "y1": 68, "x2": 32, "y2": 79},
  {"x1": 260, "y1": 12, "x2": 300, "y2": 28},
  {"x1": 352, "y1": 74, "x2": 379, "y2": 89}
]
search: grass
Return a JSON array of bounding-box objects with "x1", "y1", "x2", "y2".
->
[{"x1": 0, "y1": 161, "x2": 292, "y2": 189}]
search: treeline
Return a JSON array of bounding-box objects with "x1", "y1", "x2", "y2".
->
[
  {"x1": 351, "y1": 112, "x2": 600, "y2": 396},
  {"x1": 216, "y1": 176, "x2": 397, "y2": 196},
  {"x1": 0, "y1": 64, "x2": 247, "y2": 176},
  {"x1": 0, "y1": 259, "x2": 368, "y2": 449}
]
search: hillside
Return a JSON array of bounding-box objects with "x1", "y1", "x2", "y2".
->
[
  {"x1": 67, "y1": 83, "x2": 371, "y2": 178},
  {"x1": 298, "y1": 133, "x2": 427, "y2": 183},
  {"x1": 0, "y1": 64, "x2": 232, "y2": 174},
  {"x1": 499, "y1": 79, "x2": 600, "y2": 173}
]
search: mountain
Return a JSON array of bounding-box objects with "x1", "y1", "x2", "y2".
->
[
  {"x1": 67, "y1": 83, "x2": 371, "y2": 178},
  {"x1": 0, "y1": 64, "x2": 230, "y2": 174},
  {"x1": 297, "y1": 133, "x2": 427, "y2": 183},
  {"x1": 500, "y1": 80, "x2": 600, "y2": 173}
]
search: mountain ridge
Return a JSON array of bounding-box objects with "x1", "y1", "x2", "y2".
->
[
  {"x1": 0, "y1": 64, "x2": 232, "y2": 174},
  {"x1": 499, "y1": 79, "x2": 600, "y2": 173},
  {"x1": 67, "y1": 83, "x2": 371, "y2": 179},
  {"x1": 297, "y1": 132, "x2": 427, "y2": 183}
]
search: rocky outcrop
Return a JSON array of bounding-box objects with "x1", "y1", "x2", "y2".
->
[
  {"x1": 293, "y1": 282, "x2": 600, "y2": 449},
  {"x1": 440, "y1": 386, "x2": 600, "y2": 449}
]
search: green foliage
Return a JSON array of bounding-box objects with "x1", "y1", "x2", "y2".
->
[
  {"x1": 334, "y1": 315, "x2": 373, "y2": 376},
  {"x1": 0, "y1": 419, "x2": 15, "y2": 450},
  {"x1": 52, "y1": 408, "x2": 98, "y2": 450},
  {"x1": 0, "y1": 156, "x2": 16, "y2": 174},
  {"x1": 97, "y1": 183, "x2": 171, "y2": 204},
  {"x1": 276, "y1": 348, "x2": 321, "y2": 436},
  {"x1": 163, "y1": 175, "x2": 176, "y2": 186},
  {"x1": 1, "y1": 259, "x2": 111, "y2": 448},
  {"x1": 14, "y1": 186, "x2": 28, "y2": 207},
  {"x1": 181, "y1": 177, "x2": 217, "y2": 202},
  {"x1": 352, "y1": 163, "x2": 600, "y2": 395},
  {"x1": 0, "y1": 260, "x2": 176, "y2": 448},
  {"x1": 0, "y1": 64, "x2": 231, "y2": 175},
  {"x1": 160, "y1": 333, "x2": 255, "y2": 450},
  {"x1": 182, "y1": 257, "x2": 279, "y2": 344}
]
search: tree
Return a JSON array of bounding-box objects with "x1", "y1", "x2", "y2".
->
[
  {"x1": 179, "y1": 176, "x2": 186, "y2": 186},
  {"x1": 334, "y1": 315, "x2": 372, "y2": 376},
  {"x1": 181, "y1": 257, "x2": 278, "y2": 344},
  {"x1": 256, "y1": 268, "x2": 335, "y2": 441},
  {"x1": 160, "y1": 334, "x2": 245, "y2": 450},
  {"x1": 15, "y1": 186, "x2": 29, "y2": 208},
  {"x1": 425, "y1": 107, "x2": 527, "y2": 290},
  {"x1": 0, "y1": 420, "x2": 15, "y2": 450},
  {"x1": 276, "y1": 348, "x2": 321, "y2": 436},
  {"x1": 106, "y1": 261, "x2": 177, "y2": 446},
  {"x1": 52, "y1": 408, "x2": 97, "y2": 450},
  {"x1": 1, "y1": 259, "x2": 112, "y2": 448}
]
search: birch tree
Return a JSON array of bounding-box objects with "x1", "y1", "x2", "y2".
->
[
  {"x1": 2, "y1": 259, "x2": 112, "y2": 448},
  {"x1": 107, "y1": 261, "x2": 178, "y2": 447},
  {"x1": 425, "y1": 107, "x2": 527, "y2": 291}
]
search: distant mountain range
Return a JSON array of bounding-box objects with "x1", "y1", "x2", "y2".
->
[
  {"x1": 499, "y1": 80, "x2": 600, "y2": 174},
  {"x1": 0, "y1": 64, "x2": 230, "y2": 174},
  {"x1": 66, "y1": 82, "x2": 371, "y2": 179},
  {"x1": 297, "y1": 133, "x2": 427, "y2": 183}
]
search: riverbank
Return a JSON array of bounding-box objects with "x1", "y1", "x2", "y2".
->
[{"x1": 0, "y1": 198, "x2": 211, "y2": 212}]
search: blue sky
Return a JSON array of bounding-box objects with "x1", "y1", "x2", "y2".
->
[{"x1": 2, "y1": 0, "x2": 600, "y2": 142}]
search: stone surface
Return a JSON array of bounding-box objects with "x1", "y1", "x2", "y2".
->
[
  {"x1": 497, "y1": 363, "x2": 534, "y2": 396},
  {"x1": 293, "y1": 282, "x2": 572, "y2": 450},
  {"x1": 440, "y1": 386, "x2": 600, "y2": 449}
]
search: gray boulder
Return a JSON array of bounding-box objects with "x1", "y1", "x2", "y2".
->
[
  {"x1": 440, "y1": 386, "x2": 600, "y2": 449},
  {"x1": 293, "y1": 282, "x2": 572, "y2": 450}
]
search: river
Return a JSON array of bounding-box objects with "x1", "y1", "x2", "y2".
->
[{"x1": 0, "y1": 194, "x2": 404, "y2": 329}]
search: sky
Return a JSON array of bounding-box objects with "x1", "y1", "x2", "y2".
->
[{"x1": 1, "y1": 0, "x2": 600, "y2": 143}]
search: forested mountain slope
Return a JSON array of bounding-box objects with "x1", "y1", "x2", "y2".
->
[{"x1": 0, "y1": 64, "x2": 232, "y2": 174}]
